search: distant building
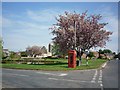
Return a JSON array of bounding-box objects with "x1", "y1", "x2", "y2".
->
[
  {"x1": 48, "y1": 43, "x2": 53, "y2": 56},
  {"x1": 92, "y1": 51, "x2": 99, "y2": 58},
  {"x1": 82, "y1": 51, "x2": 99, "y2": 59},
  {"x1": 104, "y1": 53, "x2": 114, "y2": 59},
  {"x1": 15, "y1": 52, "x2": 21, "y2": 56},
  {"x1": 81, "y1": 53, "x2": 87, "y2": 59},
  {"x1": 48, "y1": 43, "x2": 52, "y2": 52},
  {"x1": 100, "y1": 54, "x2": 106, "y2": 59},
  {"x1": 3, "y1": 49, "x2": 10, "y2": 57},
  {"x1": 99, "y1": 53, "x2": 114, "y2": 59}
]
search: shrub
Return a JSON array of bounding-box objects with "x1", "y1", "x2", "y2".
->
[{"x1": 87, "y1": 52, "x2": 94, "y2": 59}]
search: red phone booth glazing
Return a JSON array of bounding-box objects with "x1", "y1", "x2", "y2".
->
[{"x1": 68, "y1": 50, "x2": 76, "y2": 68}]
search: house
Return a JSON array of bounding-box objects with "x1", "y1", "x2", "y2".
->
[
  {"x1": 99, "y1": 53, "x2": 114, "y2": 59},
  {"x1": 92, "y1": 51, "x2": 99, "y2": 58},
  {"x1": 104, "y1": 53, "x2": 114, "y2": 59},
  {"x1": 99, "y1": 54, "x2": 106, "y2": 59},
  {"x1": 15, "y1": 52, "x2": 21, "y2": 56},
  {"x1": 36, "y1": 52, "x2": 52, "y2": 58},
  {"x1": 82, "y1": 51, "x2": 99, "y2": 59},
  {"x1": 3, "y1": 49, "x2": 10, "y2": 57},
  {"x1": 81, "y1": 53, "x2": 87, "y2": 59}
]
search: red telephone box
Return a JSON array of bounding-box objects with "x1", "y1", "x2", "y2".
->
[{"x1": 68, "y1": 50, "x2": 76, "y2": 68}]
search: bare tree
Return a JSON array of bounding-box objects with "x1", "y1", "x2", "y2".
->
[
  {"x1": 26, "y1": 46, "x2": 42, "y2": 57},
  {"x1": 41, "y1": 46, "x2": 47, "y2": 54}
]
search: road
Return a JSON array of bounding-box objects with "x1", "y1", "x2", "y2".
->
[
  {"x1": 102, "y1": 59, "x2": 118, "y2": 88},
  {"x1": 2, "y1": 59, "x2": 118, "y2": 89}
]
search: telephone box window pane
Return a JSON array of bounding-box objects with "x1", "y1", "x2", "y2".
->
[{"x1": 70, "y1": 53, "x2": 73, "y2": 64}]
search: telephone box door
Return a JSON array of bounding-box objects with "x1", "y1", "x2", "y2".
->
[{"x1": 68, "y1": 50, "x2": 76, "y2": 68}]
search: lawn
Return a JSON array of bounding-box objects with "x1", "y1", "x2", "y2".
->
[{"x1": 2, "y1": 59, "x2": 106, "y2": 71}]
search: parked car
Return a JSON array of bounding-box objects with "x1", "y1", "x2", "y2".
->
[
  {"x1": 114, "y1": 52, "x2": 120, "y2": 60},
  {"x1": 118, "y1": 53, "x2": 120, "y2": 60}
]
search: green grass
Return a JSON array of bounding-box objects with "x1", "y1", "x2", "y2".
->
[
  {"x1": 2, "y1": 59, "x2": 106, "y2": 71},
  {"x1": 44, "y1": 58, "x2": 68, "y2": 63}
]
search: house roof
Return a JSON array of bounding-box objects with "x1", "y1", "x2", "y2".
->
[{"x1": 3, "y1": 49, "x2": 9, "y2": 51}]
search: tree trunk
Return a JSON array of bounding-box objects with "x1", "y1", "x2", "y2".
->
[
  {"x1": 63, "y1": 54, "x2": 66, "y2": 59},
  {"x1": 78, "y1": 49, "x2": 84, "y2": 66}
]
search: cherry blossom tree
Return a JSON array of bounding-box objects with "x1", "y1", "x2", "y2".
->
[{"x1": 50, "y1": 11, "x2": 112, "y2": 64}]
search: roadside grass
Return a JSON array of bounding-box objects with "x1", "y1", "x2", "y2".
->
[{"x1": 2, "y1": 59, "x2": 106, "y2": 71}]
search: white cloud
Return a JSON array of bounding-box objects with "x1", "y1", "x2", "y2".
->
[
  {"x1": 2, "y1": 17, "x2": 14, "y2": 28},
  {"x1": 2, "y1": 9, "x2": 58, "y2": 51},
  {"x1": 104, "y1": 15, "x2": 118, "y2": 38},
  {"x1": 3, "y1": 16, "x2": 52, "y2": 34},
  {"x1": 94, "y1": 5, "x2": 118, "y2": 52},
  {"x1": 26, "y1": 9, "x2": 61, "y2": 23}
]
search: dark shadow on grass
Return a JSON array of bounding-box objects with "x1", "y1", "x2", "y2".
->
[
  {"x1": 59, "y1": 65, "x2": 68, "y2": 68},
  {"x1": 28, "y1": 62, "x2": 68, "y2": 66}
]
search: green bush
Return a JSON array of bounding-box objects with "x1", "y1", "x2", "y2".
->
[
  {"x1": 20, "y1": 51, "x2": 27, "y2": 57},
  {"x1": 87, "y1": 52, "x2": 94, "y2": 59}
]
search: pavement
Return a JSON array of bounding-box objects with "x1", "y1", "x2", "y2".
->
[{"x1": 1, "y1": 59, "x2": 119, "y2": 88}]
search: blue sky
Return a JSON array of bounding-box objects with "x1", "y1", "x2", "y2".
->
[{"x1": 2, "y1": 2, "x2": 118, "y2": 52}]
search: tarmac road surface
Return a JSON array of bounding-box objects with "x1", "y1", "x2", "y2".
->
[{"x1": 2, "y1": 59, "x2": 118, "y2": 89}]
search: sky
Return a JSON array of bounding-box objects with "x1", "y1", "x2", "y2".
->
[{"x1": 2, "y1": 2, "x2": 118, "y2": 52}]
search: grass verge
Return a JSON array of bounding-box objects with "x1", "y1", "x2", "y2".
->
[{"x1": 2, "y1": 59, "x2": 106, "y2": 71}]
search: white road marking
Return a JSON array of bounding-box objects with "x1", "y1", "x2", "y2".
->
[
  {"x1": 91, "y1": 70, "x2": 97, "y2": 83},
  {"x1": 5, "y1": 73, "x2": 29, "y2": 77},
  {"x1": 37, "y1": 72, "x2": 57, "y2": 76},
  {"x1": 48, "y1": 78, "x2": 93, "y2": 83},
  {"x1": 100, "y1": 84, "x2": 104, "y2": 90},
  {"x1": 99, "y1": 77, "x2": 102, "y2": 81},
  {"x1": 36, "y1": 72, "x2": 67, "y2": 76},
  {"x1": 98, "y1": 70, "x2": 102, "y2": 82},
  {"x1": 58, "y1": 74, "x2": 67, "y2": 76},
  {"x1": 100, "y1": 84, "x2": 103, "y2": 87},
  {"x1": 17, "y1": 74, "x2": 29, "y2": 77},
  {"x1": 98, "y1": 69, "x2": 104, "y2": 90},
  {"x1": 102, "y1": 62, "x2": 107, "y2": 68},
  {"x1": 91, "y1": 80, "x2": 96, "y2": 83},
  {"x1": 98, "y1": 80, "x2": 102, "y2": 83},
  {"x1": 100, "y1": 70, "x2": 102, "y2": 73},
  {"x1": 92, "y1": 77, "x2": 96, "y2": 80},
  {"x1": 49, "y1": 78, "x2": 59, "y2": 80}
]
